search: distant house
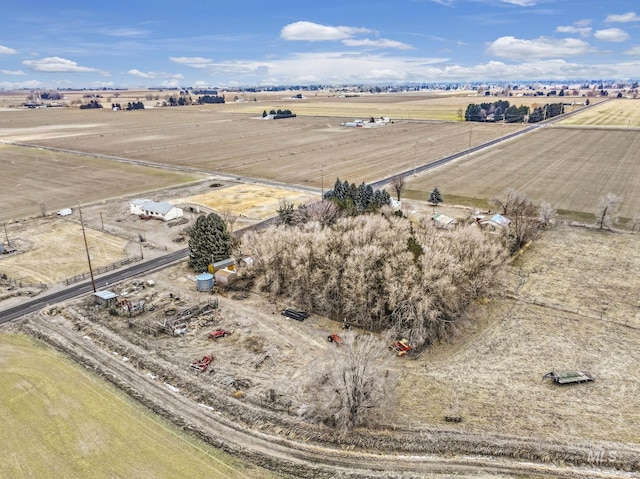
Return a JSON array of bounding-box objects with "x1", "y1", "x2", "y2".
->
[{"x1": 130, "y1": 199, "x2": 183, "y2": 221}]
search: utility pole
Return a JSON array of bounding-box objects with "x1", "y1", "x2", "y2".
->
[
  {"x1": 321, "y1": 164, "x2": 325, "y2": 198},
  {"x1": 3, "y1": 223, "x2": 8, "y2": 245},
  {"x1": 78, "y1": 202, "x2": 96, "y2": 292},
  {"x1": 413, "y1": 142, "x2": 417, "y2": 176},
  {"x1": 468, "y1": 124, "x2": 473, "y2": 154},
  {"x1": 100, "y1": 212, "x2": 104, "y2": 230}
]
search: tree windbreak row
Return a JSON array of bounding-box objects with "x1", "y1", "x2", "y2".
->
[
  {"x1": 465, "y1": 100, "x2": 565, "y2": 123},
  {"x1": 242, "y1": 211, "x2": 508, "y2": 348}
]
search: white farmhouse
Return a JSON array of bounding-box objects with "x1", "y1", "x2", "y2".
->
[{"x1": 130, "y1": 199, "x2": 183, "y2": 221}]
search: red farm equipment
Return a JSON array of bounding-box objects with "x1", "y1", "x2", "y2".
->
[
  {"x1": 209, "y1": 329, "x2": 233, "y2": 340},
  {"x1": 390, "y1": 339, "x2": 413, "y2": 357},
  {"x1": 190, "y1": 355, "x2": 214, "y2": 372}
]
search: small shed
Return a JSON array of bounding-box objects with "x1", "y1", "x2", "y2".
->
[
  {"x1": 478, "y1": 213, "x2": 511, "y2": 230},
  {"x1": 432, "y1": 213, "x2": 456, "y2": 228},
  {"x1": 94, "y1": 290, "x2": 117, "y2": 307},
  {"x1": 210, "y1": 257, "x2": 236, "y2": 273},
  {"x1": 57, "y1": 207, "x2": 73, "y2": 216},
  {"x1": 214, "y1": 268, "x2": 237, "y2": 286}
]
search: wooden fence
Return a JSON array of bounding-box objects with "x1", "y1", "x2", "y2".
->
[{"x1": 64, "y1": 255, "x2": 143, "y2": 285}]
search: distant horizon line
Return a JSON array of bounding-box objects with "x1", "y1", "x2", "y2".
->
[{"x1": 1, "y1": 78, "x2": 639, "y2": 93}]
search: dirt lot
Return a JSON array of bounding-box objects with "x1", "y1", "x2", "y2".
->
[
  {"x1": 6, "y1": 221, "x2": 639, "y2": 477},
  {"x1": 0, "y1": 179, "x2": 317, "y2": 303},
  {"x1": 67, "y1": 223, "x2": 639, "y2": 446}
]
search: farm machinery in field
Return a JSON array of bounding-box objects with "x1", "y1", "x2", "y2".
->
[
  {"x1": 190, "y1": 355, "x2": 214, "y2": 372},
  {"x1": 209, "y1": 329, "x2": 233, "y2": 340},
  {"x1": 390, "y1": 339, "x2": 413, "y2": 357}
]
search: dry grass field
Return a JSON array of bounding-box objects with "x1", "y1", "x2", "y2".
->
[
  {"x1": 178, "y1": 184, "x2": 317, "y2": 225},
  {"x1": 404, "y1": 126, "x2": 640, "y2": 220},
  {"x1": 393, "y1": 225, "x2": 640, "y2": 445},
  {"x1": 558, "y1": 98, "x2": 640, "y2": 127},
  {"x1": 0, "y1": 107, "x2": 519, "y2": 196},
  {"x1": 0, "y1": 142, "x2": 199, "y2": 222},
  {"x1": 1, "y1": 218, "x2": 128, "y2": 284},
  {"x1": 222, "y1": 92, "x2": 590, "y2": 121},
  {"x1": 0, "y1": 333, "x2": 282, "y2": 479}
]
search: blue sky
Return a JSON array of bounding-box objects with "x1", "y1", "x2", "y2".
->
[{"x1": 1, "y1": 0, "x2": 639, "y2": 89}]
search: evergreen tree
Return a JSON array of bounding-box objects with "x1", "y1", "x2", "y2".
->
[
  {"x1": 429, "y1": 187, "x2": 443, "y2": 206},
  {"x1": 188, "y1": 213, "x2": 232, "y2": 271}
]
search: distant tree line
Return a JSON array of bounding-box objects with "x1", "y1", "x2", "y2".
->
[
  {"x1": 324, "y1": 178, "x2": 391, "y2": 214},
  {"x1": 126, "y1": 101, "x2": 145, "y2": 110},
  {"x1": 79, "y1": 100, "x2": 102, "y2": 109},
  {"x1": 192, "y1": 89, "x2": 219, "y2": 95},
  {"x1": 262, "y1": 108, "x2": 296, "y2": 119},
  {"x1": 40, "y1": 92, "x2": 63, "y2": 100},
  {"x1": 465, "y1": 100, "x2": 564, "y2": 123},
  {"x1": 198, "y1": 95, "x2": 225, "y2": 104}
]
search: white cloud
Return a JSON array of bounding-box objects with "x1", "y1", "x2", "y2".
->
[
  {"x1": 0, "y1": 44, "x2": 17, "y2": 55},
  {"x1": 624, "y1": 45, "x2": 640, "y2": 56},
  {"x1": 101, "y1": 28, "x2": 148, "y2": 37},
  {"x1": 22, "y1": 57, "x2": 102, "y2": 73},
  {"x1": 160, "y1": 79, "x2": 180, "y2": 88},
  {"x1": 128, "y1": 69, "x2": 155, "y2": 79},
  {"x1": 281, "y1": 21, "x2": 370, "y2": 41},
  {"x1": 0, "y1": 79, "x2": 44, "y2": 89},
  {"x1": 169, "y1": 56, "x2": 214, "y2": 68},
  {"x1": 487, "y1": 36, "x2": 593, "y2": 59},
  {"x1": 128, "y1": 69, "x2": 183, "y2": 80},
  {"x1": 605, "y1": 12, "x2": 640, "y2": 23},
  {"x1": 0, "y1": 69, "x2": 25, "y2": 75},
  {"x1": 556, "y1": 25, "x2": 592, "y2": 37},
  {"x1": 501, "y1": 0, "x2": 540, "y2": 5},
  {"x1": 89, "y1": 81, "x2": 114, "y2": 88},
  {"x1": 594, "y1": 28, "x2": 630, "y2": 42},
  {"x1": 342, "y1": 38, "x2": 413, "y2": 50}
]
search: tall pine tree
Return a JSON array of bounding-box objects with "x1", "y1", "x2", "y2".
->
[{"x1": 188, "y1": 213, "x2": 232, "y2": 272}]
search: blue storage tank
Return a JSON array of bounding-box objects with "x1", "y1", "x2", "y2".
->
[{"x1": 196, "y1": 272, "x2": 214, "y2": 292}]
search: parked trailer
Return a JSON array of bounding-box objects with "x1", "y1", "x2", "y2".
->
[
  {"x1": 543, "y1": 371, "x2": 594, "y2": 384},
  {"x1": 281, "y1": 309, "x2": 309, "y2": 321}
]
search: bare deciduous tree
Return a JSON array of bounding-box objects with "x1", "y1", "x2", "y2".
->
[
  {"x1": 489, "y1": 187, "x2": 519, "y2": 215},
  {"x1": 391, "y1": 174, "x2": 405, "y2": 202},
  {"x1": 293, "y1": 200, "x2": 341, "y2": 227},
  {"x1": 302, "y1": 332, "x2": 393, "y2": 432},
  {"x1": 538, "y1": 201, "x2": 556, "y2": 227},
  {"x1": 242, "y1": 212, "x2": 508, "y2": 348},
  {"x1": 220, "y1": 207, "x2": 238, "y2": 232},
  {"x1": 595, "y1": 193, "x2": 622, "y2": 230}
]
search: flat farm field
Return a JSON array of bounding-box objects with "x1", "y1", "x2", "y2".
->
[
  {"x1": 222, "y1": 91, "x2": 591, "y2": 121},
  {"x1": 558, "y1": 98, "x2": 640, "y2": 127},
  {"x1": 0, "y1": 142, "x2": 199, "y2": 222},
  {"x1": 0, "y1": 218, "x2": 128, "y2": 284},
  {"x1": 405, "y1": 126, "x2": 640, "y2": 220},
  {"x1": 0, "y1": 333, "x2": 281, "y2": 479},
  {"x1": 0, "y1": 107, "x2": 519, "y2": 191}
]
